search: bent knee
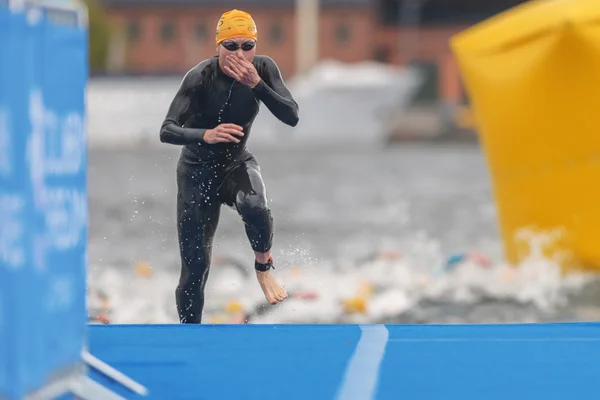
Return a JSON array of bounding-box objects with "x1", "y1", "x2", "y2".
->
[{"x1": 236, "y1": 191, "x2": 269, "y2": 214}]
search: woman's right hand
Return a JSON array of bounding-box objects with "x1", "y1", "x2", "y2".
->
[{"x1": 203, "y1": 123, "x2": 244, "y2": 144}]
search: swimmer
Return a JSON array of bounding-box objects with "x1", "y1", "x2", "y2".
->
[{"x1": 159, "y1": 9, "x2": 298, "y2": 323}]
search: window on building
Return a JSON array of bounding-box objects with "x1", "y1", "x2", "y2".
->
[
  {"x1": 373, "y1": 47, "x2": 391, "y2": 63},
  {"x1": 194, "y1": 22, "x2": 207, "y2": 43},
  {"x1": 269, "y1": 23, "x2": 283, "y2": 45},
  {"x1": 334, "y1": 22, "x2": 351, "y2": 45},
  {"x1": 377, "y1": 0, "x2": 529, "y2": 26},
  {"x1": 420, "y1": 0, "x2": 528, "y2": 24},
  {"x1": 126, "y1": 20, "x2": 140, "y2": 42},
  {"x1": 378, "y1": 0, "x2": 401, "y2": 26},
  {"x1": 160, "y1": 20, "x2": 176, "y2": 43}
]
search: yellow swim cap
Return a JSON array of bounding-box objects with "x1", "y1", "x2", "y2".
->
[{"x1": 215, "y1": 9, "x2": 258, "y2": 46}]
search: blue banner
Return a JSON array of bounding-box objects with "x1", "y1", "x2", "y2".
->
[
  {"x1": 31, "y1": 4, "x2": 89, "y2": 379},
  {"x1": 0, "y1": 2, "x2": 88, "y2": 399},
  {"x1": 0, "y1": 4, "x2": 11, "y2": 396},
  {"x1": 0, "y1": 4, "x2": 41, "y2": 397}
]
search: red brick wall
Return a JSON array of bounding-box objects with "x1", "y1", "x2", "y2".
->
[
  {"x1": 373, "y1": 25, "x2": 469, "y2": 102},
  {"x1": 317, "y1": 7, "x2": 374, "y2": 63},
  {"x1": 104, "y1": 5, "x2": 470, "y2": 103},
  {"x1": 107, "y1": 6, "x2": 227, "y2": 74},
  {"x1": 105, "y1": 5, "x2": 374, "y2": 77}
]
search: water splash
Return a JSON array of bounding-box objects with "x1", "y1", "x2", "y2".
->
[{"x1": 87, "y1": 230, "x2": 597, "y2": 325}]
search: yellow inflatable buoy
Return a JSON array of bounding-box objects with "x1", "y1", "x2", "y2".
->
[
  {"x1": 450, "y1": 0, "x2": 600, "y2": 272},
  {"x1": 225, "y1": 299, "x2": 244, "y2": 314},
  {"x1": 207, "y1": 315, "x2": 228, "y2": 324},
  {"x1": 341, "y1": 280, "x2": 373, "y2": 314},
  {"x1": 342, "y1": 297, "x2": 367, "y2": 314},
  {"x1": 135, "y1": 261, "x2": 152, "y2": 278}
]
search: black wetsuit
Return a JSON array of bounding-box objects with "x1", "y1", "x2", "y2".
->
[{"x1": 159, "y1": 55, "x2": 299, "y2": 323}]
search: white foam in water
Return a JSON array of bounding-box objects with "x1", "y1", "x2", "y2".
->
[{"x1": 88, "y1": 229, "x2": 596, "y2": 325}]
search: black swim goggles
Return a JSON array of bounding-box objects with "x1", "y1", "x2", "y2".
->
[{"x1": 221, "y1": 41, "x2": 256, "y2": 52}]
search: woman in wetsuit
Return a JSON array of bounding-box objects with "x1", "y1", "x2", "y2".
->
[{"x1": 159, "y1": 9, "x2": 299, "y2": 323}]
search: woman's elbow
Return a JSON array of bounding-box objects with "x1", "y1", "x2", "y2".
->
[
  {"x1": 159, "y1": 123, "x2": 172, "y2": 143},
  {"x1": 286, "y1": 107, "x2": 299, "y2": 127},
  {"x1": 287, "y1": 115, "x2": 299, "y2": 127},
  {"x1": 159, "y1": 131, "x2": 168, "y2": 143}
]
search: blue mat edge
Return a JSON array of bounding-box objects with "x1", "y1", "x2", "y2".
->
[{"x1": 89, "y1": 321, "x2": 600, "y2": 329}]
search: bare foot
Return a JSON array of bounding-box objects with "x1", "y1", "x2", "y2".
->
[{"x1": 256, "y1": 270, "x2": 288, "y2": 304}]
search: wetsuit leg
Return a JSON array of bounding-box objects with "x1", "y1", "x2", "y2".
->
[
  {"x1": 221, "y1": 157, "x2": 274, "y2": 254},
  {"x1": 175, "y1": 155, "x2": 222, "y2": 324}
]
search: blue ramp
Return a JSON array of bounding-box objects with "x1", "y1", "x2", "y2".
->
[{"x1": 88, "y1": 323, "x2": 600, "y2": 400}]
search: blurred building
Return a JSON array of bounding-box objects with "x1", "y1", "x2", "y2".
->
[{"x1": 100, "y1": 0, "x2": 526, "y2": 106}]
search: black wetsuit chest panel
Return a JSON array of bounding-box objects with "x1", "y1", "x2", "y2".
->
[{"x1": 159, "y1": 55, "x2": 299, "y2": 163}]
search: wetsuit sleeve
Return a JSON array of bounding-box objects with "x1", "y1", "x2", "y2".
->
[
  {"x1": 252, "y1": 57, "x2": 299, "y2": 127},
  {"x1": 159, "y1": 68, "x2": 207, "y2": 145}
]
